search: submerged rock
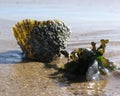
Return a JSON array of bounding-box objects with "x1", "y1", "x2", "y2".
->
[{"x1": 13, "y1": 19, "x2": 70, "y2": 62}]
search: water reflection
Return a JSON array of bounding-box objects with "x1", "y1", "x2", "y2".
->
[
  {"x1": 67, "y1": 80, "x2": 107, "y2": 96},
  {"x1": 0, "y1": 50, "x2": 22, "y2": 64},
  {"x1": 86, "y1": 80, "x2": 107, "y2": 95}
]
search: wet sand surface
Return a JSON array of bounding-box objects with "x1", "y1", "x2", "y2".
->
[{"x1": 0, "y1": 1, "x2": 120, "y2": 96}]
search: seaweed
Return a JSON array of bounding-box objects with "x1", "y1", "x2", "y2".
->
[{"x1": 59, "y1": 39, "x2": 117, "y2": 82}]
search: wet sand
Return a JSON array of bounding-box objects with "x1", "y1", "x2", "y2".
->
[{"x1": 0, "y1": 1, "x2": 120, "y2": 96}]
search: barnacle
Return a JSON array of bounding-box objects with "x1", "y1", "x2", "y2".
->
[
  {"x1": 13, "y1": 19, "x2": 70, "y2": 62},
  {"x1": 59, "y1": 39, "x2": 116, "y2": 82}
]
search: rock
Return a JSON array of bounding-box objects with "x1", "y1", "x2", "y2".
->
[{"x1": 13, "y1": 19, "x2": 70, "y2": 62}]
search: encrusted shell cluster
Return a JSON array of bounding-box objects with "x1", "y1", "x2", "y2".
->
[{"x1": 13, "y1": 19, "x2": 70, "y2": 62}]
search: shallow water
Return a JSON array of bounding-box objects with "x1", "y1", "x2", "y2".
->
[{"x1": 0, "y1": 2, "x2": 120, "y2": 96}]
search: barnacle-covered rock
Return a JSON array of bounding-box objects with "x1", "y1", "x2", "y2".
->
[
  {"x1": 13, "y1": 19, "x2": 70, "y2": 62},
  {"x1": 58, "y1": 39, "x2": 117, "y2": 82}
]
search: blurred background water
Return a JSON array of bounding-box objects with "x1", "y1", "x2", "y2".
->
[{"x1": 1, "y1": 0, "x2": 120, "y2": 32}]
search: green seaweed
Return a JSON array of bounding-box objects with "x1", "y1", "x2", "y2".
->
[{"x1": 59, "y1": 39, "x2": 117, "y2": 82}]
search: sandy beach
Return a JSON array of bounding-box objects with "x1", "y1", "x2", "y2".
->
[{"x1": 0, "y1": 0, "x2": 120, "y2": 96}]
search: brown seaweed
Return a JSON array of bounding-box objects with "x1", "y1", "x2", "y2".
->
[{"x1": 59, "y1": 39, "x2": 117, "y2": 82}]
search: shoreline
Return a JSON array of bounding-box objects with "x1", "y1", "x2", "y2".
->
[{"x1": 0, "y1": 2, "x2": 120, "y2": 96}]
